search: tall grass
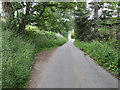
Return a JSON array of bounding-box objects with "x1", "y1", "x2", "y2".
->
[
  {"x1": 0, "y1": 18, "x2": 2, "y2": 89},
  {"x1": 74, "y1": 40, "x2": 119, "y2": 78},
  {"x1": 2, "y1": 24, "x2": 67, "y2": 88}
]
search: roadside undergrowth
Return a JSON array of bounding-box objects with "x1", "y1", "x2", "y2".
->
[
  {"x1": 2, "y1": 24, "x2": 67, "y2": 88},
  {"x1": 74, "y1": 40, "x2": 119, "y2": 79}
]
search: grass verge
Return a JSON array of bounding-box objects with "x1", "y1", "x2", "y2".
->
[
  {"x1": 74, "y1": 40, "x2": 119, "y2": 79},
  {"x1": 2, "y1": 28, "x2": 67, "y2": 88}
]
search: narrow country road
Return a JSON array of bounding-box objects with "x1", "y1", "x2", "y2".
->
[{"x1": 28, "y1": 40, "x2": 118, "y2": 88}]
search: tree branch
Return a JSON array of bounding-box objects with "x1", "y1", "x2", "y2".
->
[{"x1": 39, "y1": 5, "x2": 46, "y2": 17}]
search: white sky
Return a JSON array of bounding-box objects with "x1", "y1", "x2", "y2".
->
[{"x1": 87, "y1": 0, "x2": 93, "y2": 3}]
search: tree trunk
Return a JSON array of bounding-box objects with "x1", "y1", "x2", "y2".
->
[
  {"x1": 2, "y1": 2, "x2": 14, "y2": 29},
  {"x1": 93, "y1": 2, "x2": 99, "y2": 39},
  {"x1": 18, "y1": 18, "x2": 26, "y2": 33},
  {"x1": 18, "y1": 2, "x2": 31, "y2": 33}
]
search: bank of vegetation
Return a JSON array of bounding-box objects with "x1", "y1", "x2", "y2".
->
[
  {"x1": 74, "y1": 40, "x2": 119, "y2": 78},
  {"x1": 2, "y1": 21, "x2": 67, "y2": 88}
]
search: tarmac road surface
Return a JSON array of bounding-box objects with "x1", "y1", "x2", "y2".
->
[{"x1": 28, "y1": 39, "x2": 118, "y2": 88}]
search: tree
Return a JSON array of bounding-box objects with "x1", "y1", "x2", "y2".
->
[
  {"x1": 89, "y1": 2, "x2": 104, "y2": 40},
  {"x1": 74, "y1": 2, "x2": 92, "y2": 41},
  {"x1": 2, "y1": 2, "x2": 75, "y2": 35},
  {"x1": 2, "y1": 2, "x2": 14, "y2": 29}
]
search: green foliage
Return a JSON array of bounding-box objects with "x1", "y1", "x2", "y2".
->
[
  {"x1": 74, "y1": 2, "x2": 92, "y2": 41},
  {"x1": 74, "y1": 40, "x2": 119, "y2": 78},
  {"x1": 98, "y1": 27, "x2": 109, "y2": 35},
  {"x1": 71, "y1": 32, "x2": 75, "y2": 39},
  {"x1": 0, "y1": 18, "x2": 2, "y2": 89},
  {"x1": 60, "y1": 30, "x2": 68, "y2": 38},
  {"x1": 2, "y1": 28, "x2": 67, "y2": 88},
  {"x1": 26, "y1": 25, "x2": 39, "y2": 31},
  {"x1": 2, "y1": 2, "x2": 75, "y2": 34},
  {"x1": 2, "y1": 30, "x2": 34, "y2": 88}
]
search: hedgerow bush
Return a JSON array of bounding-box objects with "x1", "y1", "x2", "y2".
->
[
  {"x1": 24, "y1": 29, "x2": 67, "y2": 51},
  {"x1": 74, "y1": 40, "x2": 119, "y2": 78},
  {"x1": 2, "y1": 26, "x2": 67, "y2": 88},
  {"x1": 60, "y1": 30, "x2": 68, "y2": 38}
]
